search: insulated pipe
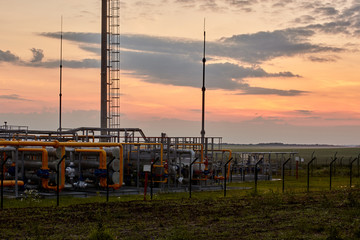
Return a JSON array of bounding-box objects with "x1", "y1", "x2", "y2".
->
[
  {"x1": 75, "y1": 148, "x2": 107, "y2": 188},
  {"x1": 18, "y1": 147, "x2": 55, "y2": 190},
  {"x1": 0, "y1": 141, "x2": 124, "y2": 190},
  {"x1": 122, "y1": 143, "x2": 164, "y2": 167},
  {"x1": 0, "y1": 141, "x2": 65, "y2": 190},
  {"x1": 176, "y1": 144, "x2": 208, "y2": 181},
  {"x1": 121, "y1": 143, "x2": 167, "y2": 183},
  {"x1": 57, "y1": 142, "x2": 124, "y2": 189},
  {"x1": 176, "y1": 143, "x2": 203, "y2": 165}
]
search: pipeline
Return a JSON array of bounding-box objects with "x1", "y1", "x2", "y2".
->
[
  {"x1": 1, "y1": 180, "x2": 24, "y2": 187},
  {"x1": 122, "y1": 143, "x2": 167, "y2": 183},
  {"x1": 0, "y1": 141, "x2": 124, "y2": 191},
  {"x1": 176, "y1": 143, "x2": 208, "y2": 181}
]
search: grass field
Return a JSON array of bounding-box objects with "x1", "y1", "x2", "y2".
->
[
  {"x1": 1, "y1": 146, "x2": 360, "y2": 239},
  {"x1": 1, "y1": 175, "x2": 360, "y2": 239}
]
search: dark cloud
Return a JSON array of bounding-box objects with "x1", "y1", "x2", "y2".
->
[
  {"x1": 0, "y1": 47, "x2": 99, "y2": 69},
  {"x1": 295, "y1": 110, "x2": 313, "y2": 115},
  {"x1": 121, "y1": 50, "x2": 300, "y2": 91},
  {"x1": 0, "y1": 94, "x2": 29, "y2": 101},
  {"x1": 225, "y1": 0, "x2": 258, "y2": 11},
  {"x1": 32, "y1": 59, "x2": 100, "y2": 69},
  {"x1": 293, "y1": 15, "x2": 316, "y2": 24},
  {"x1": 315, "y1": 7, "x2": 339, "y2": 16},
  {"x1": 236, "y1": 87, "x2": 308, "y2": 96},
  {"x1": 308, "y1": 56, "x2": 337, "y2": 62},
  {"x1": 272, "y1": 0, "x2": 294, "y2": 8},
  {"x1": 30, "y1": 48, "x2": 44, "y2": 63},
  {"x1": 0, "y1": 50, "x2": 20, "y2": 63},
  {"x1": 199, "y1": 0, "x2": 226, "y2": 12},
  {"x1": 306, "y1": 21, "x2": 352, "y2": 34},
  {"x1": 219, "y1": 29, "x2": 343, "y2": 63},
  {"x1": 39, "y1": 32, "x2": 99, "y2": 44}
]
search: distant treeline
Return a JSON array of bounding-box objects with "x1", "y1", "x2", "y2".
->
[{"x1": 222, "y1": 142, "x2": 358, "y2": 147}]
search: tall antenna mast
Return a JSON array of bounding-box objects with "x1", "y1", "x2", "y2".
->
[
  {"x1": 201, "y1": 19, "x2": 206, "y2": 149},
  {"x1": 59, "y1": 16, "x2": 63, "y2": 134}
]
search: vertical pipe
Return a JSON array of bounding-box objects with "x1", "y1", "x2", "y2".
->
[{"x1": 101, "y1": 0, "x2": 108, "y2": 130}]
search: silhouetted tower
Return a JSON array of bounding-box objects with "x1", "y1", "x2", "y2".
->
[
  {"x1": 101, "y1": 0, "x2": 121, "y2": 130},
  {"x1": 201, "y1": 22, "x2": 206, "y2": 149}
]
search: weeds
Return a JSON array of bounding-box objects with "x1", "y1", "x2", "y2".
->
[
  {"x1": 326, "y1": 226, "x2": 343, "y2": 240},
  {"x1": 88, "y1": 222, "x2": 113, "y2": 240}
]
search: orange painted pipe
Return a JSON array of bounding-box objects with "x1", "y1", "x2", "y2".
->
[
  {"x1": 1, "y1": 180, "x2": 24, "y2": 187},
  {"x1": 0, "y1": 141, "x2": 125, "y2": 190}
]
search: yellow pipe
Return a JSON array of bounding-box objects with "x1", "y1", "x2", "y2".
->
[
  {"x1": 75, "y1": 148, "x2": 107, "y2": 169},
  {"x1": 12, "y1": 134, "x2": 37, "y2": 141},
  {"x1": 18, "y1": 147, "x2": 55, "y2": 190},
  {"x1": 58, "y1": 142, "x2": 124, "y2": 189},
  {"x1": 0, "y1": 140, "x2": 125, "y2": 190},
  {"x1": 0, "y1": 141, "x2": 64, "y2": 190},
  {"x1": 1, "y1": 180, "x2": 24, "y2": 187},
  {"x1": 75, "y1": 148, "x2": 108, "y2": 188}
]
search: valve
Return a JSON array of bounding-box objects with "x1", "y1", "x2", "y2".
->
[
  {"x1": 36, "y1": 169, "x2": 50, "y2": 179},
  {"x1": 94, "y1": 169, "x2": 107, "y2": 178}
]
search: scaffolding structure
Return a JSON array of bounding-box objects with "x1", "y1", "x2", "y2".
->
[{"x1": 107, "y1": 0, "x2": 121, "y2": 129}]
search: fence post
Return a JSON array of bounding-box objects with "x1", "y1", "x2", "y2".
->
[
  {"x1": 106, "y1": 157, "x2": 116, "y2": 202},
  {"x1": 1, "y1": 156, "x2": 10, "y2": 209},
  {"x1": 189, "y1": 158, "x2": 198, "y2": 199},
  {"x1": 282, "y1": 157, "x2": 291, "y2": 193},
  {"x1": 307, "y1": 152, "x2": 316, "y2": 192},
  {"x1": 150, "y1": 157, "x2": 159, "y2": 201},
  {"x1": 350, "y1": 157, "x2": 358, "y2": 187},
  {"x1": 224, "y1": 157, "x2": 233, "y2": 197},
  {"x1": 329, "y1": 152, "x2": 337, "y2": 191},
  {"x1": 254, "y1": 158, "x2": 264, "y2": 192},
  {"x1": 57, "y1": 155, "x2": 67, "y2": 207}
]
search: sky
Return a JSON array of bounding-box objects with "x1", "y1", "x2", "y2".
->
[{"x1": 1, "y1": 0, "x2": 360, "y2": 145}]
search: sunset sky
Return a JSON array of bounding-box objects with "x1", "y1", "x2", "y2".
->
[{"x1": 1, "y1": 0, "x2": 360, "y2": 145}]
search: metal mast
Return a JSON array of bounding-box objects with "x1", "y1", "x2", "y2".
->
[
  {"x1": 101, "y1": 0, "x2": 121, "y2": 130},
  {"x1": 59, "y1": 16, "x2": 63, "y2": 134},
  {"x1": 107, "y1": 0, "x2": 121, "y2": 129},
  {"x1": 201, "y1": 21, "x2": 206, "y2": 148}
]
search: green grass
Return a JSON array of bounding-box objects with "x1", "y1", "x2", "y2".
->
[{"x1": 2, "y1": 188, "x2": 360, "y2": 239}]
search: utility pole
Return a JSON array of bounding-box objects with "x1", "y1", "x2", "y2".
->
[
  {"x1": 201, "y1": 20, "x2": 206, "y2": 149},
  {"x1": 59, "y1": 16, "x2": 63, "y2": 134}
]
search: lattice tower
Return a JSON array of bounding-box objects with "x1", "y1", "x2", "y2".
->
[{"x1": 107, "y1": 0, "x2": 120, "y2": 128}]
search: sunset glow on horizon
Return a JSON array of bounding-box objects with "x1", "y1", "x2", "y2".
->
[{"x1": 1, "y1": 0, "x2": 360, "y2": 145}]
